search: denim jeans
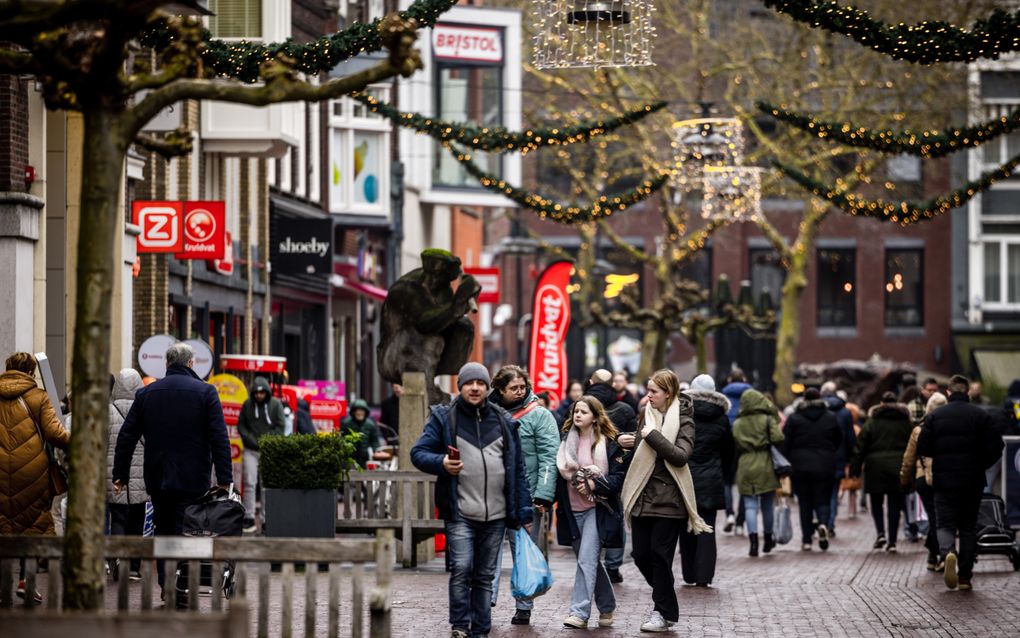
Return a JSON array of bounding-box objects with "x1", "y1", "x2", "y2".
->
[
  {"x1": 828, "y1": 482, "x2": 839, "y2": 529},
  {"x1": 242, "y1": 449, "x2": 260, "y2": 521},
  {"x1": 490, "y1": 510, "x2": 543, "y2": 611},
  {"x1": 742, "y1": 492, "x2": 775, "y2": 535},
  {"x1": 569, "y1": 508, "x2": 616, "y2": 620},
  {"x1": 447, "y1": 518, "x2": 506, "y2": 637}
]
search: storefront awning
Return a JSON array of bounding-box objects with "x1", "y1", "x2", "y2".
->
[
  {"x1": 974, "y1": 350, "x2": 1020, "y2": 388},
  {"x1": 330, "y1": 273, "x2": 387, "y2": 302}
]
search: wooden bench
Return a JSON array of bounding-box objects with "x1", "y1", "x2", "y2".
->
[
  {"x1": 336, "y1": 470, "x2": 444, "y2": 567},
  {"x1": 0, "y1": 533, "x2": 393, "y2": 638}
]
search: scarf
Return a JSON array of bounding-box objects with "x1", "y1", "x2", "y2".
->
[
  {"x1": 620, "y1": 398, "x2": 712, "y2": 534},
  {"x1": 556, "y1": 426, "x2": 609, "y2": 503}
]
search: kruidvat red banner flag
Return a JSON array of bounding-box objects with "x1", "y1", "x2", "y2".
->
[{"x1": 529, "y1": 261, "x2": 573, "y2": 406}]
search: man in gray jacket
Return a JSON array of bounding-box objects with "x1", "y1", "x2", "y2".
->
[{"x1": 237, "y1": 376, "x2": 285, "y2": 532}]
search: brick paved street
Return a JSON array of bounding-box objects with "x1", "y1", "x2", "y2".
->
[{"x1": 391, "y1": 503, "x2": 1020, "y2": 638}]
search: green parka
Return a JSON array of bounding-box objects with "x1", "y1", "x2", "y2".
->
[
  {"x1": 733, "y1": 389, "x2": 784, "y2": 496},
  {"x1": 850, "y1": 402, "x2": 914, "y2": 494},
  {"x1": 506, "y1": 391, "x2": 560, "y2": 503}
]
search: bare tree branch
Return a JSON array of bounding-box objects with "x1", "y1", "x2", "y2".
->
[{"x1": 133, "y1": 128, "x2": 193, "y2": 159}]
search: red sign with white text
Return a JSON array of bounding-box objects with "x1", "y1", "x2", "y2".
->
[
  {"x1": 175, "y1": 201, "x2": 226, "y2": 260},
  {"x1": 211, "y1": 231, "x2": 234, "y2": 275},
  {"x1": 134, "y1": 201, "x2": 183, "y2": 253},
  {"x1": 528, "y1": 261, "x2": 573, "y2": 407},
  {"x1": 464, "y1": 267, "x2": 501, "y2": 304}
]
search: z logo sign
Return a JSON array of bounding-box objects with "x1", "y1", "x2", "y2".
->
[{"x1": 133, "y1": 202, "x2": 183, "y2": 253}]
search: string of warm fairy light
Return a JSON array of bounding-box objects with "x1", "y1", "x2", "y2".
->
[
  {"x1": 350, "y1": 93, "x2": 667, "y2": 154},
  {"x1": 758, "y1": 101, "x2": 1020, "y2": 158},
  {"x1": 447, "y1": 145, "x2": 668, "y2": 224},
  {"x1": 759, "y1": 0, "x2": 1020, "y2": 64}
]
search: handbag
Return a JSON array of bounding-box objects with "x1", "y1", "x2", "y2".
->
[
  {"x1": 774, "y1": 496, "x2": 793, "y2": 545},
  {"x1": 765, "y1": 421, "x2": 792, "y2": 478},
  {"x1": 19, "y1": 397, "x2": 68, "y2": 495},
  {"x1": 510, "y1": 527, "x2": 554, "y2": 601},
  {"x1": 183, "y1": 485, "x2": 246, "y2": 537}
]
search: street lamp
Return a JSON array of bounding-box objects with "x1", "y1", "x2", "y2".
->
[{"x1": 532, "y1": 0, "x2": 656, "y2": 69}]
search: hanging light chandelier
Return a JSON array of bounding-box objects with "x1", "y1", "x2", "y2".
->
[
  {"x1": 670, "y1": 117, "x2": 744, "y2": 190},
  {"x1": 701, "y1": 166, "x2": 763, "y2": 221},
  {"x1": 532, "y1": 0, "x2": 656, "y2": 69}
]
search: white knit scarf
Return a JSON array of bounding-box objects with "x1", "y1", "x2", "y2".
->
[{"x1": 620, "y1": 398, "x2": 712, "y2": 534}]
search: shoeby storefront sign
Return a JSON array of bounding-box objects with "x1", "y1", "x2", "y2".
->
[
  {"x1": 528, "y1": 260, "x2": 572, "y2": 409},
  {"x1": 132, "y1": 201, "x2": 226, "y2": 260},
  {"x1": 271, "y1": 217, "x2": 333, "y2": 276}
]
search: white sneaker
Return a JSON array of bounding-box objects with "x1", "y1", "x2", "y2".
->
[
  {"x1": 640, "y1": 611, "x2": 670, "y2": 632},
  {"x1": 563, "y1": 615, "x2": 587, "y2": 629},
  {"x1": 598, "y1": 612, "x2": 614, "y2": 627}
]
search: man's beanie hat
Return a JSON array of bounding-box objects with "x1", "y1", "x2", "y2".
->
[{"x1": 457, "y1": 362, "x2": 491, "y2": 390}]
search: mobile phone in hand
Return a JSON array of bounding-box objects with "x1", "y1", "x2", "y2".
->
[{"x1": 447, "y1": 445, "x2": 460, "y2": 461}]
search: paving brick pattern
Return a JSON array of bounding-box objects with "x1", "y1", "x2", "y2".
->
[{"x1": 393, "y1": 504, "x2": 1020, "y2": 638}]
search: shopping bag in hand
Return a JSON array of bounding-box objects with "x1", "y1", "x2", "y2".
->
[
  {"x1": 510, "y1": 527, "x2": 554, "y2": 601},
  {"x1": 774, "y1": 497, "x2": 793, "y2": 545}
]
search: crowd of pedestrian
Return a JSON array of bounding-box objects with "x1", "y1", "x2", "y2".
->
[{"x1": 409, "y1": 362, "x2": 1020, "y2": 637}]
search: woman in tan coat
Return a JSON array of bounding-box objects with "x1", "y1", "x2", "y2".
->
[
  {"x1": 900, "y1": 392, "x2": 947, "y2": 571},
  {"x1": 0, "y1": 352, "x2": 69, "y2": 601}
]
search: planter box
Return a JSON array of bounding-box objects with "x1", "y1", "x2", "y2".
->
[{"x1": 262, "y1": 488, "x2": 336, "y2": 538}]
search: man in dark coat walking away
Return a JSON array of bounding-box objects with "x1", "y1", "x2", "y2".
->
[
  {"x1": 585, "y1": 369, "x2": 636, "y2": 583},
  {"x1": 679, "y1": 374, "x2": 734, "y2": 585},
  {"x1": 917, "y1": 374, "x2": 1004, "y2": 591},
  {"x1": 113, "y1": 342, "x2": 232, "y2": 592},
  {"x1": 784, "y1": 388, "x2": 843, "y2": 551},
  {"x1": 411, "y1": 362, "x2": 533, "y2": 638}
]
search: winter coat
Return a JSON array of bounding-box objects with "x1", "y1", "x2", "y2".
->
[
  {"x1": 113, "y1": 364, "x2": 232, "y2": 496},
  {"x1": 722, "y1": 382, "x2": 752, "y2": 425},
  {"x1": 555, "y1": 436, "x2": 628, "y2": 548},
  {"x1": 686, "y1": 388, "x2": 735, "y2": 511},
  {"x1": 341, "y1": 399, "x2": 382, "y2": 468},
  {"x1": 916, "y1": 393, "x2": 1004, "y2": 493},
  {"x1": 783, "y1": 399, "x2": 842, "y2": 478},
  {"x1": 236, "y1": 376, "x2": 285, "y2": 452},
  {"x1": 410, "y1": 398, "x2": 533, "y2": 528},
  {"x1": 586, "y1": 383, "x2": 638, "y2": 433},
  {"x1": 106, "y1": 369, "x2": 148, "y2": 505},
  {"x1": 823, "y1": 394, "x2": 857, "y2": 478},
  {"x1": 497, "y1": 391, "x2": 559, "y2": 503},
  {"x1": 899, "y1": 426, "x2": 932, "y2": 487},
  {"x1": 850, "y1": 403, "x2": 914, "y2": 494},
  {"x1": 0, "y1": 370, "x2": 70, "y2": 535},
  {"x1": 295, "y1": 398, "x2": 316, "y2": 435},
  {"x1": 732, "y1": 389, "x2": 783, "y2": 496}
]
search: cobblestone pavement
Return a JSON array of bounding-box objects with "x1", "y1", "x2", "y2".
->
[{"x1": 392, "y1": 504, "x2": 1020, "y2": 638}]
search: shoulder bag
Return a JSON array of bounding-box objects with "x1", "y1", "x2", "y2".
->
[
  {"x1": 18, "y1": 396, "x2": 69, "y2": 495},
  {"x1": 765, "y1": 419, "x2": 793, "y2": 478}
]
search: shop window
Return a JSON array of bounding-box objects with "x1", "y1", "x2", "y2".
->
[
  {"x1": 884, "y1": 248, "x2": 923, "y2": 327},
  {"x1": 327, "y1": 87, "x2": 389, "y2": 214},
  {"x1": 816, "y1": 248, "x2": 856, "y2": 328}
]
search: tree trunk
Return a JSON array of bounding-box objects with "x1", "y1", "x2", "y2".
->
[
  {"x1": 775, "y1": 251, "x2": 807, "y2": 406},
  {"x1": 62, "y1": 107, "x2": 129, "y2": 611},
  {"x1": 694, "y1": 331, "x2": 708, "y2": 375},
  {"x1": 637, "y1": 326, "x2": 668, "y2": 381}
]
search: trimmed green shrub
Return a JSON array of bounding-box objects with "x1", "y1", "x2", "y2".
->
[{"x1": 259, "y1": 433, "x2": 359, "y2": 490}]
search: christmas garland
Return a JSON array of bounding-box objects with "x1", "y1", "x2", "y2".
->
[
  {"x1": 775, "y1": 153, "x2": 1020, "y2": 225},
  {"x1": 140, "y1": 0, "x2": 456, "y2": 82},
  {"x1": 759, "y1": 1, "x2": 1020, "y2": 64},
  {"x1": 352, "y1": 93, "x2": 668, "y2": 154},
  {"x1": 448, "y1": 146, "x2": 668, "y2": 224},
  {"x1": 758, "y1": 101, "x2": 1020, "y2": 158}
]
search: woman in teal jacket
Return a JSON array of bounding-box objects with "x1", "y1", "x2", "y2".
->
[{"x1": 488, "y1": 365, "x2": 561, "y2": 625}]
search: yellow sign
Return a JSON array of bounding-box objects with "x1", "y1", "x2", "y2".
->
[
  {"x1": 604, "y1": 273, "x2": 640, "y2": 299},
  {"x1": 209, "y1": 373, "x2": 249, "y2": 405}
]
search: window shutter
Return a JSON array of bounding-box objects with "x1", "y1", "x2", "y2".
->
[{"x1": 210, "y1": 0, "x2": 262, "y2": 39}]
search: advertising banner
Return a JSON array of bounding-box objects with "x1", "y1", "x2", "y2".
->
[
  {"x1": 209, "y1": 373, "x2": 249, "y2": 488},
  {"x1": 133, "y1": 201, "x2": 183, "y2": 253},
  {"x1": 175, "y1": 201, "x2": 226, "y2": 260},
  {"x1": 271, "y1": 217, "x2": 333, "y2": 275},
  {"x1": 1004, "y1": 436, "x2": 1020, "y2": 528},
  {"x1": 528, "y1": 261, "x2": 573, "y2": 407},
  {"x1": 432, "y1": 24, "x2": 503, "y2": 63}
]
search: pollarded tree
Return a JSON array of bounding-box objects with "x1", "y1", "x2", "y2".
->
[{"x1": 0, "y1": 0, "x2": 455, "y2": 610}]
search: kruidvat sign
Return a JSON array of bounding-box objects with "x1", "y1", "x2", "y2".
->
[
  {"x1": 432, "y1": 24, "x2": 503, "y2": 64},
  {"x1": 271, "y1": 217, "x2": 333, "y2": 276},
  {"x1": 529, "y1": 261, "x2": 573, "y2": 407}
]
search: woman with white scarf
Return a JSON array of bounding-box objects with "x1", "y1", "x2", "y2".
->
[
  {"x1": 621, "y1": 369, "x2": 712, "y2": 633},
  {"x1": 555, "y1": 396, "x2": 627, "y2": 630}
]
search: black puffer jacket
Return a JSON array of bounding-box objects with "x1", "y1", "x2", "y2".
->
[
  {"x1": 686, "y1": 389, "x2": 735, "y2": 511},
  {"x1": 917, "y1": 393, "x2": 1004, "y2": 492},
  {"x1": 783, "y1": 399, "x2": 842, "y2": 478},
  {"x1": 586, "y1": 383, "x2": 637, "y2": 433}
]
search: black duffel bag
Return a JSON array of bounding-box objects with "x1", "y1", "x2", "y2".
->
[{"x1": 183, "y1": 485, "x2": 245, "y2": 538}]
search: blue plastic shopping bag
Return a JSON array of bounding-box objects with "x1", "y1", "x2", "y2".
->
[{"x1": 510, "y1": 527, "x2": 554, "y2": 600}]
